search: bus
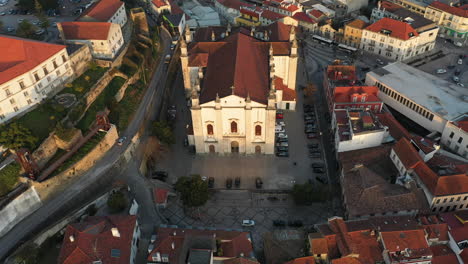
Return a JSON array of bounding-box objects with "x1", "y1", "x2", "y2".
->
[
  {"x1": 312, "y1": 35, "x2": 333, "y2": 45},
  {"x1": 337, "y1": 43, "x2": 358, "y2": 53}
]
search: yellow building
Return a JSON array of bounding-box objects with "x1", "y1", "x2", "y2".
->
[
  {"x1": 424, "y1": 1, "x2": 468, "y2": 46},
  {"x1": 236, "y1": 6, "x2": 262, "y2": 26},
  {"x1": 343, "y1": 19, "x2": 368, "y2": 47}
]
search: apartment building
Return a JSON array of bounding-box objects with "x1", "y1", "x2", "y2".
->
[
  {"x1": 78, "y1": 0, "x2": 128, "y2": 27},
  {"x1": 361, "y1": 17, "x2": 438, "y2": 61},
  {"x1": 388, "y1": 0, "x2": 428, "y2": 15},
  {"x1": 441, "y1": 115, "x2": 468, "y2": 158},
  {"x1": 365, "y1": 62, "x2": 467, "y2": 134},
  {"x1": 58, "y1": 22, "x2": 124, "y2": 60},
  {"x1": 323, "y1": 64, "x2": 357, "y2": 113},
  {"x1": 424, "y1": 1, "x2": 468, "y2": 46},
  {"x1": 0, "y1": 36, "x2": 73, "y2": 124},
  {"x1": 343, "y1": 19, "x2": 368, "y2": 47}
]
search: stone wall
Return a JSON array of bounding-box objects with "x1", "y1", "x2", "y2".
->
[
  {"x1": 84, "y1": 71, "x2": 113, "y2": 110},
  {"x1": 0, "y1": 187, "x2": 42, "y2": 237},
  {"x1": 54, "y1": 129, "x2": 83, "y2": 151},
  {"x1": 114, "y1": 68, "x2": 140, "y2": 102},
  {"x1": 32, "y1": 134, "x2": 58, "y2": 169}
]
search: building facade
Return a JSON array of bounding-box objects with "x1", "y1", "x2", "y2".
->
[
  {"x1": 0, "y1": 36, "x2": 73, "y2": 124},
  {"x1": 388, "y1": 0, "x2": 428, "y2": 15},
  {"x1": 424, "y1": 1, "x2": 468, "y2": 46},
  {"x1": 440, "y1": 115, "x2": 468, "y2": 158},
  {"x1": 214, "y1": 0, "x2": 253, "y2": 24},
  {"x1": 58, "y1": 22, "x2": 124, "y2": 60},
  {"x1": 66, "y1": 44, "x2": 93, "y2": 78},
  {"x1": 78, "y1": 0, "x2": 128, "y2": 27},
  {"x1": 343, "y1": 19, "x2": 368, "y2": 47},
  {"x1": 181, "y1": 23, "x2": 298, "y2": 154},
  {"x1": 361, "y1": 18, "x2": 437, "y2": 61},
  {"x1": 151, "y1": 0, "x2": 171, "y2": 16}
]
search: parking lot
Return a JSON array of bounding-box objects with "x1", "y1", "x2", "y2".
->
[{"x1": 414, "y1": 52, "x2": 467, "y2": 87}]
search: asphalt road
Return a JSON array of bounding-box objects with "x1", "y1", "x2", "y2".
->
[{"x1": 0, "y1": 24, "x2": 172, "y2": 261}]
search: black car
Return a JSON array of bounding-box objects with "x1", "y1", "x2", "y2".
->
[
  {"x1": 313, "y1": 167, "x2": 325, "y2": 173},
  {"x1": 308, "y1": 143, "x2": 319, "y2": 149},
  {"x1": 276, "y1": 151, "x2": 289, "y2": 157},
  {"x1": 255, "y1": 178, "x2": 263, "y2": 189},
  {"x1": 152, "y1": 171, "x2": 168, "y2": 180},
  {"x1": 309, "y1": 153, "x2": 321, "y2": 158},
  {"x1": 307, "y1": 133, "x2": 317, "y2": 139},
  {"x1": 448, "y1": 65, "x2": 456, "y2": 69},
  {"x1": 235, "y1": 177, "x2": 241, "y2": 188},
  {"x1": 316, "y1": 176, "x2": 328, "y2": 184},
  {"x1": 361, "y1": 67, "x2": 370, "y2": 72},
  {"x1": 288, "y1": 220, "x2": 303, "y2": 227},
  {"x1": 311, "y1": 163, "x2": 324, "y2": 168},
  {"x1": 277, "y1": 137, "x2": 288, "y2": 143},
  {"x1": 226, "y1": 178, "x2": 233, "y2": 189},
  {"x1": 455, "y1": 69, "x2": 461, "y2": 76},
  {"x1": 273, "y1": 220, "x2": 286, "y2": 227},
  {"x1": 276, "y1": 146, "x2": 288, "y2": 152},
  {"x1": 208, "y1": 177, "x2": 214, "y2": 188},
  {"x1": 309, "y1": 148, "x2": 320, "y2": 154}
]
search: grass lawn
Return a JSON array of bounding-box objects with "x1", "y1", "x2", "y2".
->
[
  {"x1": 109, "y1": 81, "x2": 146, "y2": 131},
  {"x1": 0, "y1": 162, "x2": 20, "y2": 196},
  {"x1": 77, "y1": 76, "x2": 127, "y2": 131},
  {"x1": 52, "y1": 131, "x2": 106, "y2": 176},
  {"x1": 60, "y1": 66, "x2": 108, "y2": 97}
]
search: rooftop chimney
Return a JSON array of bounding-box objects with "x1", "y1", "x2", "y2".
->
[
  {"x1": 111, "y1": 228, "x2": 120, "y2": 238},
  {"x1": 171, "y1": 242, "x2": 175, "y2": 250},
  {"x1": 69, "y1": 235, "x2": 75, "y2": 242}
]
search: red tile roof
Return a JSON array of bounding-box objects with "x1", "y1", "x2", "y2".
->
[
  {"x1": 332, "y1": 257, "x2": 362, "y2": 264},
  {"x1": 380, "y1": 230, "x2": 430, "y2": 253},
  {"x1": 440, "y1": 211, "x2": 468, "y2": 243},
  {"x1": 169, "y1": 0, "x2": 184, "y2": 15},
  {"x1": 327, "y1": 65, "x2": 357, "y2": 81},
  {"x1": 240, "y1": 6, "x2": 261, "y2": 18},
  {"x1": 292, "y1": 12, "x2": 316, "y2": 24},
  {"x1": 148, "y1": 227, "x2": 254, "y2": 263},
  {"x1": 375, "y1": 112, "x2": 410, "y2": 140},
  {"x1": 152, "y1": 0, "x2": 168, "y2": 8},
  {"x1": 223, "y1": 258, "x2": 260, "y2": 264},
  {"x1": 334, "y1": 86, "x2": 380, "y2": 103},
  {"x1": 261, "y1": 9, "x2": 286, "y2": 20},
  {"x1": 430, "y1": 244, "x2": 455, "y2": 257},
  {"x1": 0, "y1": 35, "x2": 66, "y2": 85},
  {"x1": 392, "y1": 138, "x2": 422, "y2": 169},
  {"x1": 452, "y1": 116, "x2": 468, "y2": 132},
  {"x1": 365, "y1": 18, "x2": 419, "y2": 40},
  {"x1": 429, "y1": 1, "x2": 468, "y2": 18},
  {"x1": 79, "y1": 0, "x2": 124, "y2": 21},
  {"x1": 309, "y1": 9, "x2": 325, "y2": 19},
  {"x1": 424, "y1": 223, "x2": 448, "y2": 241},
  {"x1": 380, "y1": 1, "x2": 402, "y2": 12},
  {"x1": 460, "y1": 249, "x2": 468, "y2": 264},
  {"x1": 216, "y1": 0, "x2": 253, "y2": 10},
  {"x1": 284, "y1": 256, "x2": 316, "y2": 264},
  {"x1": 60, "y1": 22, "x2": 112, "y2": 40},
  {"x1": 346, "y1": 19, "x2": 368, "y2": 29},
  {"x1": 58, "y1": 215, "x2": 137, "y2": 264},
  {"x1": 275, "y1": 77, "x2": 296, "y2": 101}
]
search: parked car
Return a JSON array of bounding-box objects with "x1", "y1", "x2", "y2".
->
[
  {"x1": 152, "y1": 171, "x2": 168, "y2": 180},
  {"x1": 308, "y1": 143, "x2": 319, "y2": 149},
  {"x1": 276, "y1": 146, "x2": 288, "y2": 152},
  {"x1": 313, "y1": 167, "x2": 325, "y2": 173},
  {"x1": 273, "y1": 220, "x2": 286, "y2": 227},
  {"x1": 117, "y1": 136, "x2": 127, "y2": 145},
  {"x1": 307, "y1": 133, "x2": 317, "y2": 139},
  {"x1": 277, "y1": 137, "x2": 288, "y2": 143},
  {"x1": 164, "y1": 54, "x2": 171, "y2": 64},
  {"x1": 288, "y1": 220, "x2": 303, "y2": 227},
  {"x1": 436, "y1": 69, "x2": 447, "y2": 74},
  {"x1": 255, "y1": 177, "x2": 263, "y2": 189},
  {"x1": 457, "y1": 58, "x2": 463, "y2": 65},
  {"x1": 276, "y1": 111, "x2": 283, "y2": 119},
  {"x1": 316, "y1": 176, "x2": 328, "y2": 184},
  {"x1": 277, "y1": 133, "x2": 288, "y2": 139},
  {"x1": 170, "y1": 44, "x2": 176, "y2": 50},
  {"x1": 376, "y1": 59, "x2": 384, "y2": 65},
  {"x1": 311, "y1": 163, "x2": 324, "y2": 168},
  {"x1": 275, "y1": 127, "x2": 285, "y2": 133},
  {"x1": 455, "y1": 69, "x2": 461, "y2": 76},
  {"x1": 208, "y1": 177, "x2": 214, "y2": 188},
  {"x1": 276, "y1": 142, "x2": 288, "y2": 147},
  {"x1": 309, "y1": 153, "x2": 321, "y2": 158},
  {"x1": 277, "y1": 121, "x2": 285, "y2": 127},
  {"x1": 226, "y1": 178, "x2": 233, "y2": 189},
  {"x1": 457, "y1": 83, "x2": 465, "y2": 87},
  {"x1": 453, "y1": 76, "x2": 460, "y2": 82},
  {"x1": 235, "y1": 177, "x2": 240, "y2": 188},
  {"x1": 35, "y1": 29, "x2": 45, "y2": 35},
  {"x1": 276, "y1": 151, "x2": 289, "y2": 157},
  {"x1": 309, "y1": 149, "x2": 320, "y2": 154},
  {"x1": 242, "y1": 220, "x2": 255, "y2": 227}
]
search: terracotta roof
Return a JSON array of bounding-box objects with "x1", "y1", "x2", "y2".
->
[
  {"x1": 430, "y1": 244, "x2": 456, "y2": 262},
  {"x1": 284, "y1": 256, "x2": 316, "y2": 264},
  {"x1": 79, "y1": 0, "x2": 124, "y2": 21},
  {"x1": 452, "y1": 116, "x2": 468, "y2": 132},
  {"x1": 216, "y1": 0, "x2": 253, "y2": 10},
  {"x1": 60, "y1": 22, "x2": 112, "y2": 40},
  {"x1": 410, "y1": 136, "x2": 436, "y2": 154},
  {"x1": 392, "y1": 137, "x2": 423, "y2": 169},
  {"x1": 292, "y1": 12, "x2": 316, "y2": 24},
  {"x1": 154, "y1": 188, "x2": 169, "y2": 204},
  {"x1": 169, "y1": 0, "x2": 184, "y2": 15},
  {"x1": 346, "y1": 19, "x2": 368, "y2": 29},
  {"x1": 423, "y1": 223, "x2": 448, "y2": 241},
  {"x1": 240, "y1": 6, "x2": 261, "y2": 18},
  {"x1": 380, "y1": 230, "x2": 430, "y2": 253},
  {"x1": 58, "y1": 215, "x2": 137, "y2": 264},
  {"x1": 223, "y1": 257, "x2": 260, "y2": 264},
  {"x1": 334, "y1": 86, "x2": 380, "y2": 103},
  {"x1": 429, "y1": 1, "x2": 468, "y2": 18},
  {"x1": 261, "y1": 9, "x2": 286, "y2": 20},
  {"x1": 331, "y1": 257, "x2": 362, "y2": 264},
  {"x1": 0, "y1": 35, "x2": 66, "y2": 85},
  {"x1": 275, "y1": 77, "x2": 296, "y2": 101},
  {"x1": 365, "y1": 18, "x2": 419, "y2": 40},
  {"x1": 148, "y1": 227, "x2": 254, "y2": 263},
  {"x1": 375, "y1": 112, "x2": 410, "y2": 140},
  {"x1": 440, "y1": 211, "x2": 468, "y2": 243},
  {"x1": 310, "y1": 237, "x2": 328, "y2": 255},
  {"x1": 152, "y1": 0, "x2": 168, "y2": 8},
  {"x1": 309, "y1": 9, "x2": 324, "y2": 19},
  {"x1": 460, "y1": 249, "x2": 468, "y2": 264},
  {"x1": 380, "y1": 1, "x2": 402, "y2": 12},
  {"x1": 413, "y1": 161, "x2": 468, "y2": 196}
]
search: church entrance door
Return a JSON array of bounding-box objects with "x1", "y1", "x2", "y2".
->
[
  {"x1": 209, "y1": 145, "x2": 215, "y2": 153},
  {"x1": 255, "y1": 146, "x2": 261, "y2": 154},
  {"x1": 231, "y1": 141, "x2": 239, "y2": 153}
]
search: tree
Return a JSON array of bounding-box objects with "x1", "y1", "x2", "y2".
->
[
  {"x1": 14, "y1": 243, "x2": 38, "y2": 264},
  {"x1": 0, "y1": 163, "x2": 20, "y2": 196},
  {"x1": 303, "y1": 83, "x2": 318, "y2": 97},
  {"x1": 107, "y1": 190, "x2": 127, "y2": 213},
  {"x1": 175, "y1": 175, "x2": 209, "y2": 208},
  {"x1": 16, "y1": 20, "x2": 39, "y2": 40},
  {"x1": 0, "y1": 123, "x2": 37, "y2": 151},
  {"x1": 18, "y1": 0, "x2": 34, "y2": 10},
  {"x1": 38, "y1": 15, "x2": 50, "y2": 34},
  {"x1": 34, "y1": 0, "x2": 43, "y2": 14},
  {"x1": 291, "y1": 183, "x2": 327, "y2": 205},
  {"x1": 152, "y1": 121, "x2": 175, "y2": 145}
]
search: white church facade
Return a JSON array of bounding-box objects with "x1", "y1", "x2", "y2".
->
[{"x1": 180, "y1": 22, "x2": 298, "y2": 154}]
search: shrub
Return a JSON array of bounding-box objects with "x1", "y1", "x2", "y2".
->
[
  {"x1": 152, "y1": 121, "x2": 175, "y2": 145},
  {"x1": 107, "y1": 190, "x2": 127, "y2": 213},
  {"x1": 0, "y1": 163, "x2": 20, "y2": 197}
]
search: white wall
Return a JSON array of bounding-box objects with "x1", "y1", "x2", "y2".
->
[
  {"x1": 108, "y1": 3, "x2": 128, "y2": 27},
  {"x1": 273, "y1": 56, "x2": 290, "y2": 85},
  {"x1": 0, "y1": 49, "x2": 73, "y2": 124},
  {"x1": 130, "y1": 220, "x2": 140, "y2": 264},
  {"x1": 338, "y1": 129, "x2": 386, "y2": 152},
  {"x1": 441, "y1": 121, "x2": 468, "y2": 159}
]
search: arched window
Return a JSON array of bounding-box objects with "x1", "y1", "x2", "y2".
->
[
  {"x1": 207, "y1": 124, "x2": 214, "y2": 135},
  {"x1": 255, "y1": 125, "x2": 261, "y2": 136},
  {"x1": 231, "y1": 121, "x2": 237, "y2": 133}
]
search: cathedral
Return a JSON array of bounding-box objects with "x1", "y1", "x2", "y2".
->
[{"x1": 181, "y1": 22, "x2": 298, "y2": 154}]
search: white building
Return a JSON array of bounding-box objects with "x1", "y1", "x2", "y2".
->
[
  {"x1": 181, "y1": 24, "x2": 298, "y2": 154},
  {"x1": 58, "y1": 22, "x2": 125, "y2": 60},
  {"x1": 214, "y1": 0, "x2": 253, "y2": 24},
  {"x1": 365, "y1": 62, "x2": 468, "y2": 134},
  {"x1": 78, "y1": 0, "x2": 128, "y2": 27},
  {"x1": 440, "y1": 115, "x2": 468, "y2": 158},
  {"x1": 0, "y1": 36, "x2": 73, "y2": 124},
  {"x1": 151, "y1": 0, "x2": 171, "y2": 16},
  {"x1": 361, "y1": 17, "x2": 438, "y2": 61},
  {"x1": 66, "y1": 43, "x2": 93, "y2": 78},
  {"x1": 337, "y1": 0, "x2": 368, "y2": 13},
  {"x1": 332, "y1": 109, "x2": 389, "y2": 152}
]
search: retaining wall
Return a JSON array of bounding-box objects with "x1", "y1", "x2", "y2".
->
[{"x1": 32, "y1": 134, "x2": 58, "y2": 169}]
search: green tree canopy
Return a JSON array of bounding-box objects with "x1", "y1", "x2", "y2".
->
[
  {"x1": 0, "y1": 123, "x2": 37, "y2": 151},
  {"x1": 38, "y1": 15, "x2": 50, "y2": 33},
  {"x1": 152, "y1": 121, "x2": 174, "y2": 145},
  {"x1": 14, "y1": 243, "x2": 38, "y2": 264},
  {"x1": 175, "y1": 175, "x2": 209, "y2": 208},
  {"x1": 107, "y1": 190, "x2": 127, "y2": 213},
  {"x1": 291, "y1": 183, "x2": 328, "y2": 205},
  {"x1": 16, "y1": 20, "x2": 40, "y2": 40},
  {"x1": 0, "y1": 163, "x2": 20, "y2": 196}
]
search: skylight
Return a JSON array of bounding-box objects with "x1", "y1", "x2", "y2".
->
[{"x1": 111, "y1": 249, "x2": 121, "y2": 258}]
